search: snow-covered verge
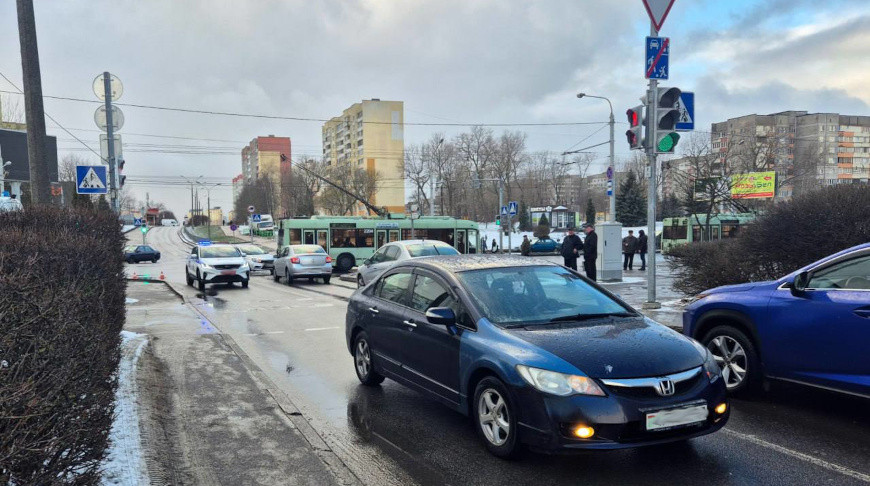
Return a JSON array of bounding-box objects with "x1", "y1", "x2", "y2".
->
[{"x1": 101, "y1": 330, "x2": 150, "y2": 486}]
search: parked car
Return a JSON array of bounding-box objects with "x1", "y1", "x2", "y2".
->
[
  {"x1": 161, "y1": 218, "x2": 179, "y2": 226},
  {"x1": 274, "y1": 244, "x2": 332, "y2": 284},
  {"x1": 684, "y1": 243, "x2": 870, "y2": 398},
  {"x1": 236, "y1": 244, "x2": 275, "y2": 274},
  {"x1": 0, "y1": 195, "x2": 23, "y2": 212},
  {"x1": 346, "y1": 256, "x2": 728, "y2": 457},
  {"x1": 356, "y1": 240, "x2": 460, "y2": 288},
  {"x1": 123, "y1": 245, "x2": 161, "y2": 263},
  {"x1": 530, "y1": 237, "x2": 560, "y2": 254},
  {"x1": 185, "y1": 243, "x2": 250, "y2": 290}
]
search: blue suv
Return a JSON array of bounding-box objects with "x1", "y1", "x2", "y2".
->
[{"x1": 683, "y1": 243, "x2": 870, "y2": 398}]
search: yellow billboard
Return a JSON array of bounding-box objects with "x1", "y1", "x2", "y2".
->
[{"x1": 731, "y1": 171, "x2": 776, "y2": 199}]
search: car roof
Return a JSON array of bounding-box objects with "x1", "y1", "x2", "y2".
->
[
  {"x1": 389, "y1": 239, "x2": 452, "y2": 246},
  {"x1": 400, "y1": 255, "x2": 559, "y2": 274}
]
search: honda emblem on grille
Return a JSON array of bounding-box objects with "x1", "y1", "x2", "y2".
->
[{"x1": 656, "y1": 379, "x2": 675, "y2": 396}]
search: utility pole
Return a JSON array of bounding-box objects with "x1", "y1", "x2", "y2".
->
[
  {"x1": 103, "y1": 72, "x2": 119, "y2": 212},
  {"x1": 644, "y1": 21, "x2": 661, "y2": 309},
  {"x1": 16, "y1": 0, "x2": 50, "y2": 204},
  {"x1": 498, "y1": 181, "x2": 504, "y2": 254}
]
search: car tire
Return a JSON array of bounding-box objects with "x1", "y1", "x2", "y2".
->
[
  {"x1": 473, "y1": 377, "x2": 522, "y2": 459},
  {"x1": 185, "y1": 269, "x2": 193, "y2": 286},
  {"x1": 286, "y1": 275, "x2": 294, "y2": 286},
  {"x1": 273, "y1": 271, "x2": 280, "y2": 283},
  {"x1": 197, "y1": 270, "x2": 205, "y2": 291},
  {"x1": 152, "y1": 258, "x2": 157, "y2": 263},
  {"x1": 336, "y1": 253, "x2": 355, "y2": 273},
  {"x1": 701, "y1": 325, "x2": 762, "y2": 396},
  {"x1": 357, "y1": 274, "x2": 365, "y2": 288},
  {"x1": 126, "y1": 257, "x2": 134, "y2": 264},
  {"x1": 323, "y1": 276, "x2": 331, "y2": 284},
  {"x1": 353, "y1": 331, "x2": 385, "y2": 386},
  {"x1": 242, "y1": 279, "x2": 249, "y2": 289}
]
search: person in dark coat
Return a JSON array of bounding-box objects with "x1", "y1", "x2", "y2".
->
[
  {"x1": 622, "y1": 230, "x2": 638, "y2": 271},
  {"x1": 583, "y1": 225, "x2": 598, "y2": 281},
  {"x1": 560, "y1": 229, "x2": 583, "y2": 271},
  {"x1": 491, "y1": 238, "x2": 498, "y2": 254},
  {"x1": 520, "y1": 235, "x2": 531, "y2": 256},
  {"x1": 637, "y1": 229, "x2": 648, "y2": 271}
]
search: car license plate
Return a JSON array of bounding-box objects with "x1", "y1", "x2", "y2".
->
[
  {"x1": 220, "y1": 270, "x2": 236, "y2": 275},
  {"x1": 645, "y1": 404, "x2": 708, "y2": 431}
]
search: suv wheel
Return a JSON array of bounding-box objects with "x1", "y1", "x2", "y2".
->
[
  {"x1": 353, "y1": 332, "x2": 384, "y2": 386},
  {"x1": 185, "y1": 269, "x2": 193, "y2": 286},
  {"x1": 473, "y1": 377, "x2": 522, "y2": 459},
  {"x1": 702, "y1": 325, "x2": 761, "y2": 395},
  {"x1": 197, "y1": 270, "x2": 205, "y2": 291},
  {"x1": 357, "y1": 274, "x2": 365, "y2": 288}
]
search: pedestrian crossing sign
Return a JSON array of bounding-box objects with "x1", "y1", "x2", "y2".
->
[{"x1": 76, "y1": 165, "x2": 108, "y2": 194}]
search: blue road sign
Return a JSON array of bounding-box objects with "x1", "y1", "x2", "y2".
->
[
  {"x1": 252, "y1": 214, "x2": 262, "y2": 222},
  {"x1": 508, "y1": 201, "x2": 518, "y2": 216},
  {"x1": 675, "y1": 91, "x2": 695, "y2": 131},
  {"x1": 75, "y1": 165, "x2": 108, "y2": 194},
  {"x1": 133, "y1": 218, "x2": 142, "y2": 227},
  {"x1": 645, "y1": 36, "x2": 669, "y2": 80},
  {"x1": 606, "y1": 166, "x2": 614, "y2": 180},
  {"x1": 500, "y1": 206, "x2": 508, "y2": 216}
]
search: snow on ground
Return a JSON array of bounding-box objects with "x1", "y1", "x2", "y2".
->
[
  {"x1": 101, "y1": 331, "x2": 150, "y2": 486},
  {"x1": 124, "y1": 298, "x2": 139, "y2": 305}
]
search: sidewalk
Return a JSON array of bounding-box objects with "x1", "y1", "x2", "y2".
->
[{"x1": 124, "y1": 281, "x2": 354, "y2": 485}]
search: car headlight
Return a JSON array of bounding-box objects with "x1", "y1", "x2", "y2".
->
[
  {"x1": 516, "y1": 365, "x2": 605, "y2": 396},
  {"x1": 239, "y1": 264, "x2": 250, "y2": 271},
  {"x1": 201, "y1": 263, "x2": 213, "y2": 269},
  {"x1": 251, "y1": 257, "x2": 261, "y2": 263},
  {"x1": 703, "y1": 350, "x2": 721, "y2": 383}
]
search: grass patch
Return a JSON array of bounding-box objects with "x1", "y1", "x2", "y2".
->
[{"x1": 188, "y1": 225, "x2": 245, "y2": 244}]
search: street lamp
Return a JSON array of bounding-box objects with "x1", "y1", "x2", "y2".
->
[{"x1": 577, "y1": 93, "x2": 615, "y2": 223}]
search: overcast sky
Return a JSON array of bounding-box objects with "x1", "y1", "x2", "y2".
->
[{"x1": 1, "y1": 0, "x2": 868, "y2": 216}]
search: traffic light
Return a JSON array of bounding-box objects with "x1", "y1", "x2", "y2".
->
[
  {"x1": 495, "y1": 215, "x2": 501, "y2": 226},
  {"x1": 654, "y1": 87, "x2": 681, "y2": 153},
  {"x1": 118, "y1": 158, "x2": 126, "y2": 188},
  {"x1": 625, "y1": 105, "x2": 644, "y2": 150},
  {"x1": 140, "y1": 226, "x2": 147, "y2": 234}
]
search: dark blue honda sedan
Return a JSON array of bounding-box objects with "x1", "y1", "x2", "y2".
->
[{"x1": 345, "y1": 256, "x2": 728, "y2": 457}]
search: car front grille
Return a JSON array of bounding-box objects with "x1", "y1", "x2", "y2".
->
[
  {"x1": 605, "y1": 373, "x2": 703, "y2": 400},
  {"x1": 214, "y1": 264, "x2": 240, "y2": 270}
]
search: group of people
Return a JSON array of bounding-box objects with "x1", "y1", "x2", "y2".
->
[
  {"x1": 480, "y1": 238, "x2": 500, "y2": 253},
  {"x1": 559, "y1": 225, "x2": 598, "y2": 281},
  {"x1": 621, "y1": 229, "x2": 648, "y2": 271}
]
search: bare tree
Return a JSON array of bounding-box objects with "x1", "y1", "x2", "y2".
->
[
  {"x1": 0, "y1": 93, "x2": 24, "y2": 124},
  {"x1": 491, "y1": 130, "x2": 527, "y2": 204},
  {"x1": 403, "y1": 144, "x2": 430, "y2": 211},
  {"x1": 455, "y1": 126, "x2": 496, "y2": 220}
]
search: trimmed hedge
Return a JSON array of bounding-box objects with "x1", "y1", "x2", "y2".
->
[
  {"x1": 668, "y1": 184, "x2": 870, "y2": 295},
  {"x1": 0, "y1": 206, "x2": 126, "y2": 484}
]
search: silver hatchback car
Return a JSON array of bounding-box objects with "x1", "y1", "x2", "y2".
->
[
  {"x1": 356, "y1": 239, "x2": 459, "y2": 287},
  {"x1": 273, "y1": 244, "x2": 332, "y2": 285}
]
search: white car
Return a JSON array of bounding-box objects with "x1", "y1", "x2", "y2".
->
[
  {"x1": 236, "y1": 243, "x2": 275, "y2": 274},
  {"x1": 0, "y1": 196, "x2": 23, "y2": 212},
  {"x1": 185, "y1": 243, "x2": 250, "y2": 290},
  {"x1": 356, "y1": 239, "x2": 459, "y2": 287}
]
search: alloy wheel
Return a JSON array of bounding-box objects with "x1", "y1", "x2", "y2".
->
[
  {"x1": 708, "y1": 335, "x2": 748, "y2": 389},
  {"x1": 478, "y1": 388, "x2": 510, "y2": 446},
  {"x1": 355, "y1": 340, "x2": 371, "y2": 378}
]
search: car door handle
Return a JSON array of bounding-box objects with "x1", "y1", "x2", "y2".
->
[
  {"x1": 368, "y1": 307, "x2": 379, "y2": 314},
  {"x1": 402, "y1": 320, "x2": 417, "y2": 328}
]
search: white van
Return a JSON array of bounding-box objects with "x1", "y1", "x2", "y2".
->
[{"x1": 161, "y1": 218, "x2": 179, "y2": 227}]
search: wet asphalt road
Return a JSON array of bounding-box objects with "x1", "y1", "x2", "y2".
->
[{"x1": 128, "y1": 227, "x2": 870, "y2": 486}]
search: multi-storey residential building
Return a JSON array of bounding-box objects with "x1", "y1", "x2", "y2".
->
[
  {"x1": 240, "y1": 135, "x2": 292, "y2": 215},
  {"x1": 321, "y1": 99, "x2": 405, "y2": 215},
  {"x1": 710, "y1": 111, "x2": 870, "y2": 199},
  {"x1": 231, "y1": 174, "x2": 244, "y2": 204}
]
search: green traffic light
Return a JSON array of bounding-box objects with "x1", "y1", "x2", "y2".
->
[
  {"x1": 657, "y1": 133, "x2": 680, "y2": 152},
  {"x1": 140, "y1": 227, "x2": 147, "y2": 233}
]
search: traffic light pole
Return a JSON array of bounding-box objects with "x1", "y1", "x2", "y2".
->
[
  {"x1": 643, "y1": 23, "x2": 660, "y2": 310},
  {"x1": 103, "y1": 72, "x2": 119, "y2": 213}
]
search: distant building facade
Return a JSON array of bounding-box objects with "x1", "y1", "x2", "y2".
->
[
  {"x1": 232, "y1": 174, "x2": 244, "y2": 204},
  {"x1": 321, "y1": 99, "x2": 405, "y2": 215},
  {"x1": 240, "y1": 135, "x2": 292, "y2": 216}
]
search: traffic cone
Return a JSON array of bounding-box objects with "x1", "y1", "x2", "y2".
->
[
  {"x1": 131, "y1": 271, "x2": 138, "y2": 280},
  {"x1": 159, "y1": 271, "x2": 165, "y2": 280}
]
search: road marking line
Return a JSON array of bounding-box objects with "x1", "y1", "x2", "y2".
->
[
  {"x1": 304, "y1": 327, "x2": 340, "y2": 332},
  {"x1": 263, "y1": 331, "x2": 285, "y2": 334},
  {"x1": 723, "y1": 429, "x2": 870, "y2": 483}
]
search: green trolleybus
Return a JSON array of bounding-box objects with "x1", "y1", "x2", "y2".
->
[
  {"x1": 661, "y1": 213, "x2": 756, "y2": 254},
  {"x1": 278, "y1": 216, "x2": 480, "y2": 271}
]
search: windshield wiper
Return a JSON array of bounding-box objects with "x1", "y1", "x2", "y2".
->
[{"x1": 547, "y1": 312, "x2": 635, "y2": 323}]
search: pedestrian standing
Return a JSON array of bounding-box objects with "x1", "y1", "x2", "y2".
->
[
  {"x1": 637, "y1": 229, "x2": 648, "y2": 271},
  {"x1": 481, "y1": 238, "x2": 488, "y2": 253},
  {"x1": 583, "y1": 224, "x2": 598, "y2": 281},
  {"x1": 491, "y1": 238, "x2": 498, "y2": 254},
  {"x1": 520, "y1": 235, "x2": 531, "y2": 256},
  {"x1": 622, "y1": 230, "x2": 638, "y2": 271},
  {"x1": 560, "y1": 229, "x2": 583, "y2": 271}
]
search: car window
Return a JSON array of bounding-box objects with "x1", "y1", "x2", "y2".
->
[
  {"x1": 369, "y1": 247, "x2": 387, "y2": 264},
  {"x1": 384, "y1": 245, "x2": 400, "y2": 261},
  {"x1": 292, "y1": 245, "x2": 325, "y2": 254},
  {"x1": 376, "y1": 272, "x2": 413, "y2": 305},
  {"x1": 410, "y1": 275, "x2": 451, "y2": 312},
  {"x1": 191, "y1": 247, "x2": 197, "y2": 255},
  {"x1": 238, "y1": 245, "x2": 266, "y2": 255},
  {"x1": 141, "y1": 246, "x2": 154, "y2": 252},
  {"x1": 124, "y1": 245, "x2": 137, "y2": 253},
  {"x1": 200, "y1": 246, "x2": 241, "y2": 258},
  {"x1": 808, "y1": 254, "x2": 870, "y2": 290},
  {"x1": 456, "y1": 266, "x2": 631, "y2": 326},
  {"x1": 405, "y1": 243, "x2": 460, "y2": 257}
]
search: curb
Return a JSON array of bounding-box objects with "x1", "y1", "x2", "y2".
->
[{"x1": 126, "y1": 279, "x2": 185, "y2": 301}]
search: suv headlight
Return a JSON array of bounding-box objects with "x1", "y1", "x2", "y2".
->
[
  {"x1": 238, "y1": 264, "x2": 250, "y2": 271},
  {"x1": 516, "y1": 365, "x2": 605, "y2": 397},
  {"x1": 703, "y1": 350, "x2": 721, "y2": 383}
]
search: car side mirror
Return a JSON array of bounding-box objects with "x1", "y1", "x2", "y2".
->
[
  {"x1": 791, "y1": 271, "x2": 809, "y2": 296},
  {"x1": 426, "y1": 307, "x2": 456, "y2": 327},
  {"x1": 364, "y1": 258, "x2": 372, "y2": 265}
]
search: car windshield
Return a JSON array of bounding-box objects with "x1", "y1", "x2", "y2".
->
[
  {"x1": 200, "y1": 246, "x2": 241, "y2": 258},
  {"x1": 292, "y1": 245, "x2": 325, "y2": 254},
  {"x1": 237, "y1": 245, "x2": 266, "y2": 255},
  {"x1": 456, "y1": 266, "x2": 633, "y2": 326},
  {"x1": 406, "y1": 243, "x2": 459, "y2": 257}
]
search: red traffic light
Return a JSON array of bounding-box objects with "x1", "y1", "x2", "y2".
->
[
  {"x1": 626, "y1": 109, "x2": 640, "y2": 127},
  {"x1": 626, "y1": 130, "x2": 638, "y2": 146}
]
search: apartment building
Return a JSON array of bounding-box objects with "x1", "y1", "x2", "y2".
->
[
  {"x1": 322, "y1": 99, "x2": 405, "y2": 215},
  {"x1": 231, "y1": 174, "x2": 244, "y2": 204},
  {"x1": 240, "y1": 135, "x2": 292, "y2": 215}
]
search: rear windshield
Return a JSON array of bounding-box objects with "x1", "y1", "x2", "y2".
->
[
  {"x1": 292, "y1": 245, "x2": 326, "y2": 254},
  {"x1": 406, "y1": 244, "x2": 460, "y2": 258},
  {"x1": 201, "y1": 246, "x2": 241, "y2": 258},
  {"x1": 237, "y1": 245, "x2": 266, "y2": 255}
]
